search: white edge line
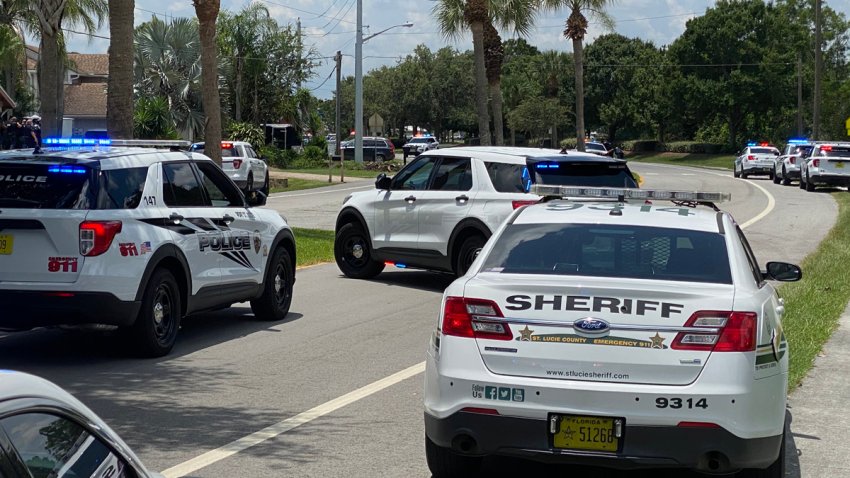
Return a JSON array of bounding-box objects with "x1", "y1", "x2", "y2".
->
[
  {"x1": 268, "y1": 184, "x2": 372, "y2": 199},
  {"x1": 160, "y1": 361, "x2": 426, "y2": 478}
]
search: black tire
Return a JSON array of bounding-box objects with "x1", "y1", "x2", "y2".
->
[
  {"x1": 334, "y1": 222, "x2": 385, "y2": 279},
  {"x1": 734, "y1": 166, "x2": 741, "y2": 178},
  {"x1": 805, "y1": 173, "x2": 815, "y2": 191},
  {"x1": 737, "y1": 430, "x2": 785, "y2": 478},
  {"x1": 799, "y1": 173, "x2": 806, "y2": 189},
  {"x1": 250, "y1": 247, "x2": 294, "y2": 321},
  {"x1": 741, "y1": 169, "x2": 748, "y2": 179},
  {"x1": 260, "y1": 173, "x2": 270, "y2": 195},
  {"x1": 455, "y1": 234, "x2": 486, "y2": 276},
  {"x1": 128, "y1": 269, "x2": 181, "y2": 357},
  {"x1": 781, "y1": 167, "x2": 791, "y2": 186},
  {"x1": 425, "y1": 436, "x2": 482, "y2": 478},
  {"x1": 244, "y1": 173, "x2": 254, "y2": 193},
  {"x1": 771, "y1": 169, "x2": 779, "y2": 183},
  {"x1": 376, "y1": 154, "x2": 385, "y2": 162}
]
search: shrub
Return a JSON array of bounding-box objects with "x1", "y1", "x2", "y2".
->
[
  {"x1": 259, "y1": 145, "x2": 296, "y2": 169},
  {"x1": 559, "y1": 138, "x2": 578, "y2": 150},
  {"x1": 226, "y1": 122, "x2": 264, "y2": 149},
  {"x1": 289, "y1": 146, "x2": 328, "y2": 169},
  {"x1": 621, "y1": 140, "x2": 659, "y2": 152}
]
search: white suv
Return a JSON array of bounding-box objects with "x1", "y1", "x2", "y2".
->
[
  {"x1": 0, "y1": 140, "x2": 296, "y2": 356},
  {"x1": 734, "y1": 144, "x2": 780, "y2": 179},
  {"x1": 333, "y1": 147, "x2": 637, "y2": 278},
  {"x1": 799, "y1": 142, "x2": 850, "y2": 191},
  {"x1": 402, "y1": 136, "x2": 439, "y2": 161},
  {"x1": 773, "y1": 141, "x2": 813, "y2": 185},
  {"x1": 424, "y1": 186, "x2": 800, "y2": 478},
  {"x1": 190, "y1": 141, "x2": 269, "y2": 194}
]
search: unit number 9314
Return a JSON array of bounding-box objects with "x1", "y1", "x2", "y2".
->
[{"x1": 656, "y1": 397, "x2": 708, "y2": 409}]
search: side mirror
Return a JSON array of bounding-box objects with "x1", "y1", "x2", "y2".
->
[
  {"x1": 246, "y1": 190, "x2": 267, "y2": 207},
  {"x1": 764, "y1": 262, "x2": 802, "y2": 282},
  {"x1": 375, "y1": 173, "x2": 392, "y2": 190}
]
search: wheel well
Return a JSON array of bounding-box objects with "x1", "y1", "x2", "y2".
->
[
  {"x1": 336, "y1": 208, "x2": 367, "y2": 235},
  {"x1": 450, "y1": 224, "x2": 490, "y2": 273},
  {"x1": 155, "y1": 257, "x2": 189, "y2": 316},
  {"x1": 280, "y1": 237, "x2": 296, "y2": 277}
]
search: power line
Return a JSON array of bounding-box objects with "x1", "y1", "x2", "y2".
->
[
  {"x1": 320, "y1": 0, "x2": 356, "y2": 33},
  {"x1": 308, "y1": 64, "x2": 336, "y2": 92},
  {"x1": 63, "y1": 28, "x2": 110, "y2": 40},
  {"x1": 258, "y1": 0, "x2": 356, "y2": 25}
]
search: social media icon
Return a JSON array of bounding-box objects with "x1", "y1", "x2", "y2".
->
[
  {"x1": 498, "y1": 387, "x2": 511, "y2": 401},
  {"x1": 485, "y1": 386, "x2": 498, "y2": 400},
  {"x1": 512, "y1": 388, "x2": 524, "y2": 402}
]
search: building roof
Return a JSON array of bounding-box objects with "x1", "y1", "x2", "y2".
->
[
  {"x1": 64, "y1": 83, "x2": 107, "y2": 117},
  {"x1": 67, "y1": 53, "x2": 109, "y2": 76},
  {"x1": 0, "y1": 85, "x2": 16, "y2": 110}
]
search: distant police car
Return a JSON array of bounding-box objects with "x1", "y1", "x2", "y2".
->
[
  {"x1": 734, "y1": 142, "x2": 780, "y2": 179},
  {"x1": 0, "y1": 370, "x2": 161, "y2": 478},
  {"x1": 799, "y1": 142, "x2": 850, "y2": 191},
  {"x1": 773, "y1": 139, "x2": 813, "y2": 185},
  {"x1": 402, "y1": 135, "x2": 439, "y2": 160},
  {"x1": 424, "y1": 185, "x2": 800, "y2": 478},
  {"x1": 190, "y1": 141, "x2": 269, "y2": 194},
  {"x1": 0, "y1": 139, "x2": 296, "y2": 357}
]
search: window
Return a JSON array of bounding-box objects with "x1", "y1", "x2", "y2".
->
[
  {"x1": 750, "y1": 148, "x2": 779, "y2": 155},
  {"x1": 736, "y1": 226, "x2": 763, "y2": 286},
  {"x1": 820, "y1": 146, "x2": 850, "y2": 158},
  {"x1": 1, "y1": 413, "x2": 134, "y2": 478},
  {"x1": 530, "y1": 160, "x2": 638, "y2": 188},
  {"x1": 245, "y1": 147, "x2": 257, "y2": 159},
  {"x1": 391, "y1": 157, "x2": 437, "y2": 190},
  {"x1": 162, "y1": 162, "x2": 206, "y2": 207},
  {"x1": 96, "y1": 167, "x2": 148, "y2": 209},
  {"x1": 195, "y1": 162, "x2": 244, "y2": 207},
  {"x1": 481, "y1": 223, "x2": 732, "y2": 284},
  {"x1": 430, "y1": 158, "x2": 472, "y2": 191},
  {"x1": 0, "y1": 162, "x2": 93, "y2": 209},
  {"x1": 485, "y1": 162, "x2": 527, "y2": 193}
]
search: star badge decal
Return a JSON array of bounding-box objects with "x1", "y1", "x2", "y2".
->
[
  {"x1": 519, "y1": 325, "x2": 534, "y2": 341},
  {"x1": 562, "y1": 427, "x2": 575, "y2": 440},
  {"x1": 650, "y1": 332, "x2": 666, "y2": 349}
]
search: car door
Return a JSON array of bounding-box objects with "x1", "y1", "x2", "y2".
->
[
  {"x1": 194, "y1": 160, "x2": 266, "y2": 286},
  {"x1": 372, "y1": 156, "x2": 438, "y2": 251},
  {"x1": 161, "y1": 161, "x2": 221, "y2": 295},
  {"x1": 415, "y1": 157, "x2": 475, "y2": 256},
  {"x1": 246, "y1": 146, "x2": 267, "y2": 185}
]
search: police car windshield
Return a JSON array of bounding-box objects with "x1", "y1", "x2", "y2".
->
[
  {"x1": 481, "y1": 223, "x2": 732, "y2": 284},
  {"x1": 530, "y1": 161, "x2": 638, "y2": 188},
  {"x1": 409, "y1": 138, "x2": 430, "y2": 143},
  {"x1": 586, "y1": 143, "x2": 606, "y2": 151}
]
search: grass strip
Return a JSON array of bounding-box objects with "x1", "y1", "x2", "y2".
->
[
  {"x1": 270, "y1": 178, "x2": 332, "y2": 193},
  {"x1": 292, "y1": 227, "x2": 334, "y2": 267},
  {"x1": 781, "y1": 192, "x2": 850, "y2": 389},
  {"x1": 629, "y1": 153, "x2": 735, "y2": 170}
]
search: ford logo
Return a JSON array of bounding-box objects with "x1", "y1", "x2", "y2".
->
[{"x1": 573, "y1": 318, "x2": 611, "y2": 337}]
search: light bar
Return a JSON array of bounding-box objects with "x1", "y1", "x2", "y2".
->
[
  {"x1": 529, "y1": 185, "x2": 731, "y2": 203},
  {"x1": 44, "y1": 138, "x2": 111, "y2": 146},
  {"x1": 109, "y1": 139, "x2": 190, "y2": 148},
  {"x1": 788, "y1": 138, "x2": 810, "y2": 144}
]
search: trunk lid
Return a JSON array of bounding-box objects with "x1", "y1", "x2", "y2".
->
[{"x1": 466, "y1": 274, "x2": 734, "y2": 385}]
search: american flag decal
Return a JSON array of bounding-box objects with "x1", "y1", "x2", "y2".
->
[{"x1": 140, "y1": 241, "x2": 152, "y2": 254}]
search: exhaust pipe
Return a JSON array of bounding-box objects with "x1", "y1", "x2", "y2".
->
[{"x1": 451, "y1": 434, "x2": 478, "y2": 454}]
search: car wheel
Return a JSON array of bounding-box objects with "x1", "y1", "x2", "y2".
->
[
  {"x1": 781, "y1": 167, "x2": 791, "y2": 186},
  {"x1": 805, "y1": 173, "x2": 815, "y2": 191},
  {"x1": 250, "y1": 247, "x2": 294, "y2": 321},
  {"x1": 244, "y1": 173, "x2": 254, "y2": 193},
  {"x1": 741, "y1": 168, "x2": 748, "y2": 179},
  {"x1": 425, "y1": 436, "x2": 482, "y2": 478},
  {"x1": 736, "y1": 430, "x2": 785, "y2": 478},
  {"x1": 334, "y1": 222, "x2": 385, "y2": 279},
  {"x1": 128, "y1": 268, "x2": 181, "y2": 357},
  {"x1": 771, "y1": 168, "x2": 779, "y2": 183},
  {"x1": 799, "y1": 172, "x2": 806, "y2": 189},
  {"x1": 376, "y1": 154, "x2": 385, "y2": 162},
  {"x1": 261, "y1": 173, "x2": 270, "y2": 195},
  {"x1": 456, "y1": 234, "x2": 486, "y2": 276}
]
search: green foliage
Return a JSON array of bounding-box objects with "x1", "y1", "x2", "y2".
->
[
  {"x1": 226, "y1": 122, "x2": 264, "y2": 149},
  {"x1": 259, "y1": 145, "x2": 296, "y2": 169},
  {"x1": 656, "y1": 142, "x2": 730, "y2": 154},
  {"x1": 289, "y1": 146, "x2": 327, "y2": 169},
  {"x1": 620, "y1": 140, "x2": 659, "y2": 152},
  {"x1": 307, "y1": 135, "x2": 329, "y2": 152},
  {"x1": 134, "y1": 96, "x2": 179, "y2": 139}
]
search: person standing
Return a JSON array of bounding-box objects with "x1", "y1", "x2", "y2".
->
[
  {"x1": 0, "y1": 120, "x2": 7, "y2": 150},
  {"x1": 30, "y1": 116, "x2": 42, "y2": 153},
  {"x1": 7, "y1": 117, "x2": 20, "y2": 149}
]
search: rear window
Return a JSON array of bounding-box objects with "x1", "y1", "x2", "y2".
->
[
  {"x1": 481, "y1": 223, "x2": 732, "y2": 284},
  {"x1": 96, "y1": 167, "x2": 148, "y2": 209},
  {"x1": 191, "y1": 145, "x2": 238, "y2": 158},
  {"x1": 750, "y1": 148, "x2": 779, "y2": 155},
  {"x1": 586, "y1": 143, "x2": 606, "y2": 151},
  {"x1": 485, "y1": 161, "x2": 529, "y2": 193},
  {"x1": 821, "y1": 146, "x2": 850, "y2": 158},
  {"x1": 530, "y1": 160, "x2": 638, "y2": 188}
]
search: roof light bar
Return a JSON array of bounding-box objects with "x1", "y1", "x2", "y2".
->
[
  {"x1": 788, "y1": 138, "x2": 810, "y2": 144},
  {"x1": 108, "y1": 139, "x2": 191, "y2": 148},
  {"x1": 529, "y1": 185, "x2": 731, "y2": 203},
  {"x1": 44, "y1": 138, "x2": 111, "y2": 146}
]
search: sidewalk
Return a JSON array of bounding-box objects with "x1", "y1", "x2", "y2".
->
[
  {"x1": 268, "y1": 169, "x2": 369, "y2": 183},
  {"x1": 786, "y1": 304, "x2": 850, "y2": 477}
]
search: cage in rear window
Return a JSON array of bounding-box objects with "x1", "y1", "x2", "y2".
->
[
  {"x1": 481, "y1": 223, "x2": 732, "y2": 284},
  {"x1": 822, "y1": 146, "x2": 850, "y2": 158}
]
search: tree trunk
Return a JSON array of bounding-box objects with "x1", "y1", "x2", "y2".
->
[
  {"x1": 469, "y1": 21, "x2": 491, "y2": 146},
  {"x1": 572, "y1": 38, "x2": 585, "y2": 152},
  {"x1": 253, "y1": 75, "x2": 259, "y2": 124},
  {"x1": 107, "y1": 0, "x2": 135, "y2": 139},
  {"x1": 552, "y1": 122, "x2": 557, "y2": 149},
  {"x1": 511, "y1": 125, "x2": 516, "y2": 146},
  {"x1": 490, "y1": 80, "x2": 504, "y2": 146},
  {"x1": 194, "y1": 0, "x2": 222, "y2": 165},
  {"x1": 39, "y1": 32, "x2": 63, "y2": 137},
  {"x1": 234, "y1": 55, "x2": 243, "y2": 122}
]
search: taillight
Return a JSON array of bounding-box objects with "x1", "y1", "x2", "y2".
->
[
  {"x1": 812, "y1": 159, "x2": 820, "y2": 168},
  {"x1": 671, "y1": 311, "x2": 756, "y2": 353},
  {"x1": 232, "y1": 159, "x2": 243, "y2": 169},
  {"x1": 442, "y1": 297, "x2": 512, "y2": 341},
  {"x1": 79, "y1": 221, "x2": 122, "y2": 256},
  {"x1": 789, "y1": 156, "x2": 796, "y2": 165},
  {"x1": 747, "y1": 155, "x2": 755, "y2": 161},
  {"x1": 512, "y1": 200, "x2": 539, "y2": 210}
]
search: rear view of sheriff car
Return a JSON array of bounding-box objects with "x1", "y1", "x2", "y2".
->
[{"x1": 424, "y1": 186, "x2": 800, "y2": 478}]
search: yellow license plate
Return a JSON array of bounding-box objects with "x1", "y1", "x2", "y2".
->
[
  {"x1": 553, "y1": 415, "x2": 621, "y2": 452},
  {"x1": 0, "y1": 235, "x2": 12, "y2": 255},
  {"x1": 837, "y1": 162, "x2": 845, "y2": 169}
]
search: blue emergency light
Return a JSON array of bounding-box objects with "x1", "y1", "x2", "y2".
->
[
  {"x1": 43, "y1": 137, "x2": 112, "y2": 146},
  {"x1": 787, "y1": 138, "x2": 810, "y2": 144},
  {"x1": 47, "y1": 166, "x2": 87, "y2": 174}
]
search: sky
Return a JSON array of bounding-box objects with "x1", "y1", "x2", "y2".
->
[{"x1": 60, "y1": 0, "x2": 850, "y2": 100}]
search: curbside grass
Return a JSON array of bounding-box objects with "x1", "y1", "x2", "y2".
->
[{"x1": 293, "y1": 228, "x2": 335, "y2": 268}]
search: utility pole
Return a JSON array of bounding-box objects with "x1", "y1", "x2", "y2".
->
[
  {"x1": 335, "y1": 51, "x2": 344, "y2": 182},
  {"x1": 813, "y1": 0, "x2": 822, "y2": 140},
  {"x1": 797, "y1": 53, "x2": 803, "y2": 137},
  {"x1": 354, "y1": 0, "x2": 364, "y2": 163},
  {"x1": 296, "y1": 18, "x2": 303, "y2": 90}
]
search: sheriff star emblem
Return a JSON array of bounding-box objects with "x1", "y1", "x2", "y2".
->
[
  {"x1": 519, "y1": 325, "x2": 534, "y2": 341},
  {"x1": 650, "y1": 332, "x2": 666, "y2": 349}
]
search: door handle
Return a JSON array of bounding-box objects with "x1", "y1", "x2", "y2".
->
[
  {"x1": 404, "y1": 195, "x2": 416, "y2": 203},
  {"x1": 222, "y1": 214, "x2": 235, "y2": 224},
  {"x1": 455, "y1": 195, "x2": 469, "y2": 203},
  {"x1": 168, "y1": 213, "x2": 184, "y2": 224},
  {"x1": 775, "y1": 305, "x2": 785, "y2": 316}
]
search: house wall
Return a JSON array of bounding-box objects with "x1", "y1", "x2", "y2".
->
[{"x1": 66, "y1": 118, "x2": 107, "y2": 137}]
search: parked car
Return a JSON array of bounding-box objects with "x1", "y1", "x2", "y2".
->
[
  {"x1": 340, "y1": 137, "x2": 395, "y2": 161},
  {"x1": 734, "y1": 143, "x2": 780, "y2": 179},
  {"x1": 800, "y1": 142, "x2": 850, "y2": 191},
  {"x1": 773, "y1": 140, "x2": 814, "y2": 185},
  {"x1": 190, "y1": 141, "x2": 269, "y2": 194},
  {"x1": 402, "y1": 136, "x2": 439, "y2": 161}
]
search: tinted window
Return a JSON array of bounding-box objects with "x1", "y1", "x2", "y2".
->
[
  {"x1": 530, "y1": 161, "x2": 638, "y2": 188},
  {"x1": 0, "y1": 162, "x2": 94, "y2": 209},
  {"x1": 481, "y1": 223, "x2": 732, "y2": 284},
  {"x1": 750, "y1": 148, "x2": 779, "y2": 155},
  {"x1": 410, "y1": 138, "x2": 428, "y2": 144},
  {"x1": 191, "y1": 145, "x2": 237, "y2": 158},
  {"x1": 195, "y1": 161, "x2": 244, "y2": 207},
  {"x1": 96, "y1": 167, "x2": 148, "y2": 209},
  {"x1": 163, "y1": 162, "x2": 206, "y2": 207},
  {"x1": 485, "y1": 162, "x2": 528, "y2": 193},
  {"x1": 430, "y1": 158, "x2": 472, "y2": 191},
  {"x1": 821, "y1": 146, "x2": 850, "y2": 158},
  {"x1": 392, "y1": 157, "x2": 436, "y2": 190},
  {"x1": 1, "y1": 413, "x2": 133, "y2": 478},
  {"x1": 586, "y1": 143, "x2": 606, "y2": 152}
]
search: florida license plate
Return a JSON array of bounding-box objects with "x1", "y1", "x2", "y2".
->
[
  {"x1": 836, "y1": 162, "x2": 845, "y2": 169},
  {"x1": 0, "y1": 234, "x2": 12, "y2": 255},
  {"x1": 552, "y1": 415, "x2": 623, "y2": 452}
]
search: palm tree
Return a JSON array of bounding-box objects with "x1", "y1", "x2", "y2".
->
[
  {"x1": 541, "y1": 0, "x2": 613, "y2": 152},
  {"x1": 483, "y1": 22, "x2": 505, "y2": 145},
  {"x1": 108, "y1": 0, "x2": 134, "y2": 139},
  {"x1": 193, "y1": 0, "x2": 222, "y2": 165},
  {"x1": 31, "y1": 0, "x2": 108, "y2": 136}
]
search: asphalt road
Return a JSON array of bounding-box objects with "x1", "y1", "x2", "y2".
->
[{"x1": 0, "y1": 162, "x2": 838, "y2": 477}]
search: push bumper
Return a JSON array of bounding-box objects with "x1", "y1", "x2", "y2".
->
[
  {"x1": 0, "y1": 290, "x2": 140, "y2": 330},
  {"x1": 425, "y1": 411, "x2": 782, "y2": 473}
]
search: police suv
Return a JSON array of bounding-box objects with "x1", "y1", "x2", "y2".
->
[
  {"x1": 772, "y1": 139, "x2": 813, "y2": 185},
  {"x1": 0, "y1": 139, "x2": 296, "y2": 357},
  {"x1": 799, "y1": 142, "x2": 850, "y2": 191},
  {"x1": 424, "y1": 186, "x2": 800, "y2": 478},
  {"x1": 334, "y1": 147, "x2": 637, "y2": 279},
  {"x1": 734, "y1": 143, "x2": 780, "y2": 179},
  {"x1": 189, "y1": 140, "x2": 269, "y2": 194}
]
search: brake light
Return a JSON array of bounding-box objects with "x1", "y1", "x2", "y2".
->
[
  {"x1": 747, "y1": 155, "x2": 755, "y2": 161},
  {"x1": 232, "y1": 159, "x2": 243, "y2": 169},
  {"x1": 789, "y1": 156, "x2": 796, "y2": 165},
  {"x1": 79, "y1": 221, "x2": 122, "y2": 256},
  {"x1": 389, "y1": 142, "x2": 395, "y2": 154},
  {"x1": 512, "y1": 200, "x2": 539, "y2": 210},
  {"x1": 677, "y1": 422, "x2": 721, "y2": 429},
  {"x1": 222, "y1": 142, "x2": 233, "y2": 149},
  {"x1": 671, "y1": 311, "x2": 756, "y2": 352},
  {"x1": 461, "y1": 407, "x2": 500, "y2": 415},
  {"x1": 821, "y1": 145, "x2": 833, "y2": 152},
  {"x1": 442, "y1": 297, "x2": 512, "y2": 341},
  {"x1": 813, "y1": 159, "x2": 820, "y2": 168}
]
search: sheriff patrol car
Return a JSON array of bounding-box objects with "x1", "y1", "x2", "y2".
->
[
  {"x1": 424, "y1": 186, "x2": 800, "y2": 478},
  {"x1": 0, "y1": 139, "x2": 296, "y2": 357},
  {"x1": 772, "y1": 139, "x2": 813, "y2": 185},
  {"x1": 799, "y1": 142, "x2": 850, "y2": 191},
  {"x1": 734, "y1": 143, "x2": 780, "y2": 179}
]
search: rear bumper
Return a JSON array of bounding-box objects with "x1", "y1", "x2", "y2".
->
[
  {"x1": 0, "y1": 290, "x2": 140, "y2": 330},
  {"x1": 742, "y1": 164, "x2": 773, "y2": 174},
  {"x1": 809, "y1": 173, "x2": 850, "y2": 186},
  {"x1": 425, "y1": 411, "x2": 781, "y2": 472}
]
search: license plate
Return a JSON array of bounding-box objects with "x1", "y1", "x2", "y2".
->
[
  {"x1": 0, "y1": 235, "x2": 12, "y2": 255},
  {"x1": 552, "y1": 415, "x2": 622, "y2": 452},
  {"x1": 837, "y1": 162, "x2": 845, "y2": 169}
]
